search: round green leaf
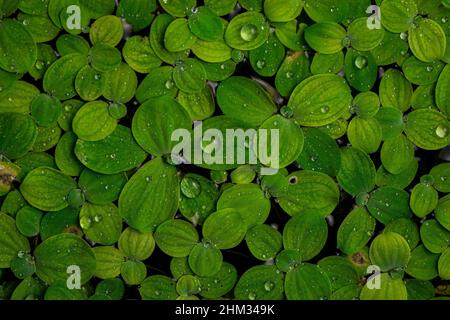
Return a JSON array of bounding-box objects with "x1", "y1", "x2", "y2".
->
[
  {"x1": 20, "y1": 167, "x2": 77, "y2": 212},
  {"x1": 234, "y1": 265, "x2": 284, "y2": 300},
  {"x1": 285, "y1": 263, "x2": 331, "y2": 300},
  {"x1": 283, "y1": 212, "x2": 328, "y2": 261},
  {"x1": 367, "y1": 186, "x2": 411, "y2": 224},
  {"x1": 202, "y1": 208, "x2": 246, "y2": 250},
  {"x1": 119, "y1": 157, "x2": 179, "y2": 232},
  {"x1": 337, "y1": 207, "x2": 376, "y2": 255},
  {"x1": 288, "y1": 74, "x2": 352, "y2": 126},
  {"x1": 34, "y1": 233, "x2": 96, "y2": 285},
  {"x1": 75, "y1": 125, "x2": 147, "y2": 175}
]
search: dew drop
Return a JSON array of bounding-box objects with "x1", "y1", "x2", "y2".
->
[
  {"x1": 354, "y1": 56, "x2": 367, "y2": 70},
  {"x1": 240, "y1": 24, "x2": 258, "y2": 42},
  {"x1": 436, "y1": 124, "x2": 449, "y2": 138}
]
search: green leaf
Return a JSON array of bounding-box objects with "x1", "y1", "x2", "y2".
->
[
  {"x1": 369, "y1": 232, "x2": 411, "y2": 272},
  {"x1": 56, "y1": 34, "x2": 90, "y2": 56},
  {"x1": 304, "y1": 0, "x2": 349, "y2": 23},
  {"x1": 360, "y1": 273, "x2": 407, "y2": 300},
  {"x1": 44, "y1": 282, "x2": 87, "y2": 300},
  {"x1": 74, "y1": 66, "x2": 104, "y2": 102},
  {"x1": 20, "y1": 167, "x2": 77, "y2": 212},
  {"x1": 119, "y1": 158, "x2": 179, "y2": 232},
  {"x1": 177, "y1": 85, "x2": 215, "y2": 121},
  {"x1": 304, "y1": 22, "x2": 346, "y2": 54},
  {"x1": 89, "y1": 43, "x2": 121, "y2": 73},
  {"x1": 17, "y1": 13, "x2": 58, "y2": 44},
  {"x1": 249, "y1": 33, "x2": 285, "y2": 77},
  {"x1": 347, "y1": 17, "x2": 385, "y2": 51},
  {"x1": 436, "y1": 194, "x2": 450, "y2": 231},
  {"x1": 217, "y1": 183, "x2": 271, "y2": 227},
  {"x1": 337, "y1": 207, "x2": 376, "y2": 255},
  {"x1": 73, "y1": 101, "x2": 118, "y2": 142},
  {"x1": 258, "y1": 115, "x2": 304, "y2": 168},
  {"x1": 436, "y1": 64, "x2": 450, "y2": 117},
  {"x1": 275, "y1": 51, "x2": 310, "y2": 97},
  {"x1": 381, "y1": 134, "x2": 415, "y2": 175},
  {"x1": 344, "y1": 49, "x2": 378, "y2": 92},
  {"x1": 164, "y1": 18, "x2": 197, "y2": 52},
  {"x1": 198, "y1": 262, "x2": 237, "y2": 299},
  {"x1": 205, "y1": 0, "x2": 237, "y2": 16},
  {"x1": 367, "y1": 186, "x2": 411, "y2": 224},
  {"x1": 431, "y1": 163, "x2": 450, "y2": 193},
  {"x1": 0, "y1": 80, "x2": 39, "y2": 114},
  {"x1": 202, "y1": 208, "x2": 246, "y2": 249},
  {"x1": 173, "y1": 58, "x2": 207, "y2": 93},
  {"x1": 347, "y1": 117, "x2": 382, "y2": 154},
  {"x1": 118, "y1": 227, "x2": 155, "y2": 261},
  {"x1": 43, "y1": 54, "x2": 88, "y2": 100},
  {"x1": 438, "y1": 247, "x2": 450, "y2": 280},
  {"x1": 123, "y1": 36, "x2": 161, "y2": 74},
  {"x1": 15, "y1": 206, "x2": 42, "y2": 237},
  {"x1": 0, "y1": 113, "x2": 37, "y2": 159},
  {"x1": 132, "y1": 96, "x2": 192, "y2": 156},
  {"x1": 155, "y1": 219, "x2": 199, "y2": 257},
  {"x1": 188, "y1": 241, "x2": 223, "y2": 277},
  {"x1": 385, "y1": 218, "x2": 419, "y2": 250},
  {"x1": 318, "y1": 256, "x2": 360, "y2": 291},
  {"x1": 93, "y1": 246, "x2": 124, "y2": 279},
  {"x1": 311, "y1": 51, "x2": 344, "y2": 75},
  {"x1": 410, "y1": 182, "x2": 439, "y2": 218},
  {"x1": 188, "y1": 6, "x2": 224, "y2": 41},
  {"x1": 90, "y1": 15, "x2": 124, "y2": 46},
  {"x1": 406, "y1": 245, "x2": 439, "y2": 281},
  {"x1": 380, "y1": 0, "x2": 418, "y2": 33},
  {"x1": 288, "y1": 74, "x2": 352, "y2": 126},
  {"x1": 0, "y1": 19, "x2": 37, "y2": 74},
  {"x1": 379, "y1": 69, "x2": 413, "y2": 112},
  {"x1": 78, "y1": 169, "x2": 126, "y2": 205},
  {"x1": 337, "y1": 147, "x2": 376, "y2": 196},
  {"x1": 159, "y1": 0, "x2": 195, "y2": 17},
  {"x1": 34, "y1": 233, "x2": 96, "y2": 285},
  {"x1": 39, "y1": 207, "x2": 80, "y2": 241},
  {"x1": 53, "y1": 131, "x2": 83, "y2": 176},
  {"x1": 150, "y1": 14, "x2": 190, "y2": 65},
  {"x1": 409, "y1": 18, "x2": 446, "y2": 62},
  {"x1": 402, "y1": 56, "x2": 445, "y2": 86},
  {"x1": 264, "y1": 0, "x2": 304, "y2": 22},
  {"x1": 217, "y1": 76, "x2": 277, "y2": 127},
  {"x1": 371, "y1": 31, "x2": 409, "y2": 66},
  {"x1": 117, "y1": 0, "x2": 156, "y2": 32},
  {"x1": 136, "y1": 66, "x2": 178, "y2": 102},
  {"x1": 420, "y1": 219, "x2": 450, "y2": 253},
  {"x1": 79, "y1": 203, "x2": 122, "y2": 245},
  {"x1": 121, "y1": 260, "x2": 147, "y2": 285},
  {"x1": 375, "y1": 107, "x2": 405, "y2": 140},
  {"x1": 285, "y1": 263, "x2": 331, "y2": 300},
  {"x1": 0, "y1": 213, "x2": 30, "y2": 268},
  {"x1": 224, "y1": 12, "x2": 270, "y2": 50},
  {"x1": 102, "y1": 63, "x2": 138, "y2": 103},
  {"x1": 245, "y1": 224, "x2": 282, "y2": 261},
  {"x1": 283, "y1": 212, "x2": 328, "y2": 261},
  {"x1": 179, "y1": 173, "x2": 220, "y2": 225},
  {"x1": 297, "y1": 128, "x2": 341, "y2": 176},
  {"x1": 277, "y1": 170, "x2": 340, "y2": 218},
  {"x1": 405, "y1": 279, "x2": 435, "y2": 300},
  {"x1": 405, "y1": 109, "x2": 450, "y2": 150},
  {"x1": 75, "y1": 125, "x2": 147, "y2": 174},
  {"x1": 191, "y1": 39, "x2": 232, "y2": 63},
  {"x1": 139, "y1": 275, "x2": 178, "y2": 300},
  {"x1": 234, "y1": 265, "x2": 284, "y2": 300}
]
